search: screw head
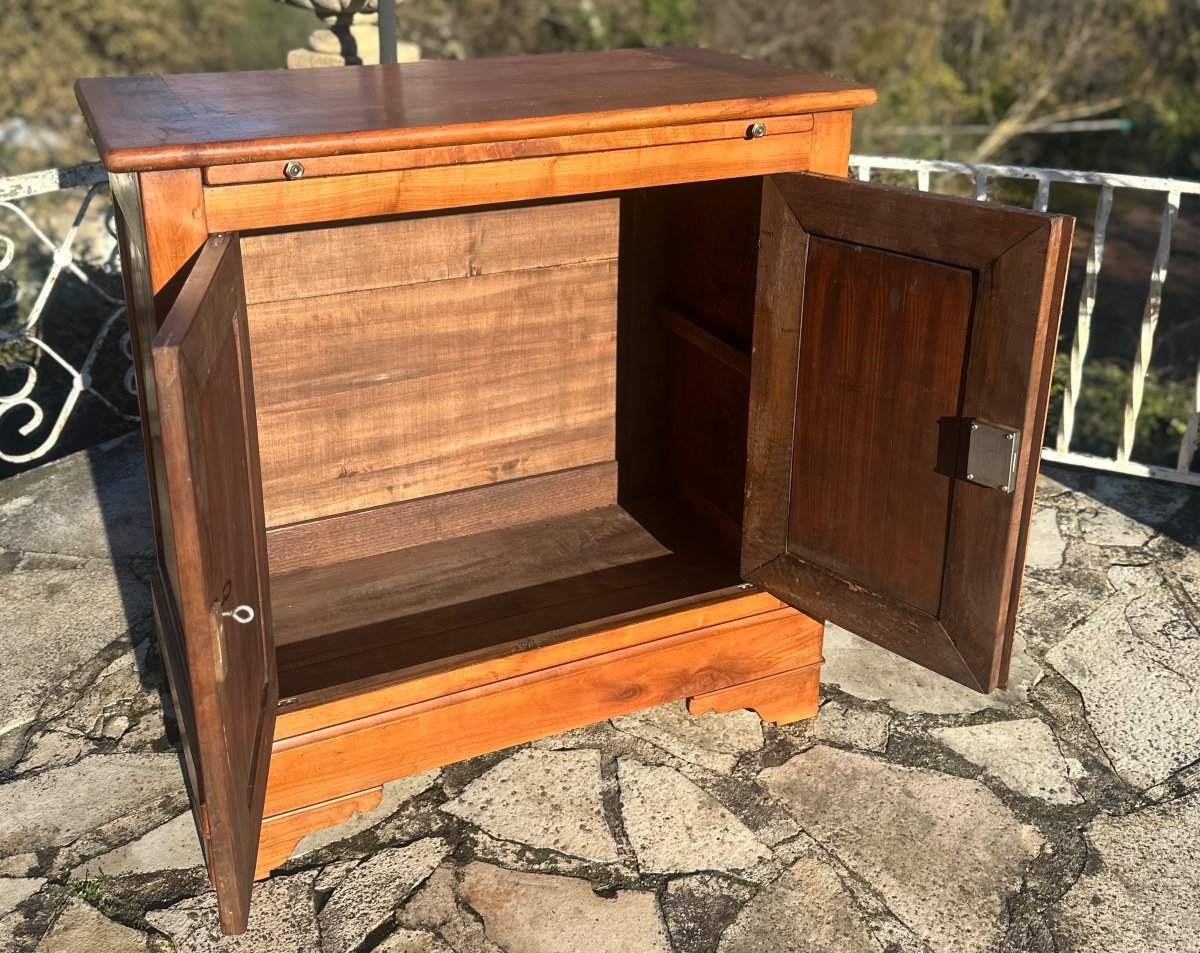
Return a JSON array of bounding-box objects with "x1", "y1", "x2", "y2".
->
[
  {"x1": 748, "y1": 122, "x2": 767, "y2": 139},
  {"x1": 1005, "y1": 432, "x2": 1014, "y2": 441},
  {"x1": 1000, "y1": 484, "x2": 1010, "y2": 492},
  {"x1": 966, "y1": 473, "x2": 975, "y2": 480},
  {"x1": 971, "y1": 423, "x2": 979, "y2": 431},
  {"x1": 283, "y1": 161, "x2": 305, "y2": 180}
]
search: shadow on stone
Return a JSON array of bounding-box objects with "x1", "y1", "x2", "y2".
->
[{"x1": 1046, "y1": 463, "x2": 1200, "y2": 549}]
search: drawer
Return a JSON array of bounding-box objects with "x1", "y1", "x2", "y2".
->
[{"x1": 202, "y1": 113, "x2": 817, "y2": 185}]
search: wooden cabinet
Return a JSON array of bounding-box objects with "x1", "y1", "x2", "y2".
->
[{"x1": 77, "y1": 47, "x2": 1072, "y2": 934}]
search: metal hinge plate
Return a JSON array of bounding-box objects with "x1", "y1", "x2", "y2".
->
[{"x1": 965, "y1": 420, "x2": 1020, "y2": 493}]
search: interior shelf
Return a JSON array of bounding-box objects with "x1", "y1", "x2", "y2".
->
[{"x1": 271, "y1": 500, "x2": 739, "y2": 703}]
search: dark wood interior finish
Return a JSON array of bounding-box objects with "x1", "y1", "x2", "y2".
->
[
  {"x1": 271, "y1": 501, "x2": 740, "y2": 702},
  {"x1": 662, "y1": 177, "x2": 763, "y2": 352},
  {"x1": 786, "y1": 238, "x2": 974, "y2": 615},
  {"x1": 76, "y1": 47, "x2": 876, "y2": 172},
  {"x1": 665, "y1": 326, "x2": 750, "y2": 555},
  {"x1": 264, "y1": 182, "x2": 776, "y2": 706},
  {"x1": 614, "y1": 189, "x2": 671, "y2": 500},
  {"x1": 651, "y1": 178, "x2": 763, "y2": 553},
  {"x1": 743, "y1": 172, "x2": 1072, "y2": 692}
]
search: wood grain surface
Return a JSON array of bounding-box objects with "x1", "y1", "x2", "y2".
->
[
  {"x1": 687, "y1": 661, "x2": 822, "y2": 725},
  {"x1": 77, "y1": 47, "x2": 875, "y2": 172},
  {"x1": 244, "y1": 200, "x2": 619, "y2": 527},
  {"x1": 743, "y1": 172, "x2": 1072, "y2": 692},
  {"x1": 264, "y1": 604, "x2": 823, "y2": 816},
  {"x1": 255, "y1": 787, "x2": 383, "y2": 880},
  {"x1": 152, "y1": 235, "x2": 276, "y2": 934},
  {"x1": 205, "y1": 114, "x2": 818, "y2": 185},
  {"x1": 265, "y1": 461, "x2": 618, "y2": 575},
  {"x1": 203, "y1": 132, "x2": 816, "y2": 232},
  {"x1": 239, "y1": 197, "x2": 620, "y2": 305},
  {"x1": 786, "y1": 238, "x2": 974, "y2": 615},
  {"x1": 271, "y1": 502, "x2": 741, "y2": 701},
  {"x1": 273, "y1": 591, "x2": 789, "y2": 739}
]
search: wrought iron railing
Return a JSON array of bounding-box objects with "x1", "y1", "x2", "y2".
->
[
  {"x1": 0, "y1": 161, "x2": 133, "y2": 465},
  {"x1": 852, "y1": 155, "x2": 1200, "y2": 487},
  {"x1": 2, "y1": 157, "x2": 1197, "y2": 486}
]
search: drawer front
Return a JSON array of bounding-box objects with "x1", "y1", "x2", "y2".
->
[
  {"x1": 200, "y1": 115, "x2": 842, "y2": 232},
  {"x1": 202, "y1": 114, "x2": 816, "y2": 185}
]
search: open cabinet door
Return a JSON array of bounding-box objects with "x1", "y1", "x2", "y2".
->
[
  {"x1": 743, "y1": 174, "x2": 1072, "y2": 693},
  {"x1": 153, "y1": 234, "x2": 276, "y2": 934}
]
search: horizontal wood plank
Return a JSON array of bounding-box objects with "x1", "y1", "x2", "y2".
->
[
  {"x1": 273, "y1": 591, "x2": 787, "y2": 739},
  {"x1": 239, "y1": 198, "x2": 620, "y2": 305},
  {"x1": 264, "y1": 605, "x2": 823, "y2": 815},
  {"x1": 204, "y1": 133, "x2": 815, "y2": 231},
  {"x1": 271, "y1": 503, "x2": 678, "y2": 646},
  {"x1": 659, "y1": 303, "x2": 751, "y2": 379},
  {"x1": 687, "y1": 661, "x2": 821, "y2": 725},
  {"x1": 255, "y1": 787, "x2": 382, "y2": 879},
  {"x1": 270, "y1": 502, "x2": 743, "y2": 699},
  {"x1": 248, "y1": 259, "x2": 618, "y2": 526},
  {"x1": 207, "y1": 115, "x2": 817, "y2": 185},
  {"x1": 266, "y1": 461, "x2": 618, "y2": 575}
]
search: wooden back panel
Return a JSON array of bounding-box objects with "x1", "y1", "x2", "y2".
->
[{"x1": 240, "y1": 198, "x2": 620, "y2": 528}]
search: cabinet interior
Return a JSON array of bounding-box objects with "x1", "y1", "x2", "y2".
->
[{"x1": 239, "y1": 180, "x2": 764, "y2": 706}]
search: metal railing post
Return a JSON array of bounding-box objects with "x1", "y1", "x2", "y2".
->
[{"x1": 851, "y1": 154, "x2": 1200, "y2": 487}]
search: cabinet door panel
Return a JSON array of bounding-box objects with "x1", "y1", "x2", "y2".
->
[
  {"x1": 153, "y1": 234, "x2": 275, "y2": 934},
  {"x1": 744, "y1": 173, "x2": 1072, "y2": 692}
]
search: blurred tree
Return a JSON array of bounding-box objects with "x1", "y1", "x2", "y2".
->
[
  {"x1": 392, "y1": 0, "x2": 698, "y2": 60},
  {"x1": 0, "y1": 0, "x2": 312, "y2": 169},
  {"x1": 386, "y1": 0, "x2": 1199, "y2": 174},
  {"x1": 710, "y1": 0, "x2": 1199, "y2": 174}
]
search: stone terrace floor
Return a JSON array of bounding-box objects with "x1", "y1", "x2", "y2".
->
[{"x1": 1, "y1": 434, "x2": 1198, "y2": 953}]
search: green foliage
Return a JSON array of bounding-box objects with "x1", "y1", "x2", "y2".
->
[
  {"x1": 1047, "y1": 354, "x2": 1193, "y2": 467},
  {"x1": 700, "y1": 0, "x2": 1200, "y2": 174},
  {"x1": 393, "y1": 0, "x2": 699, "y2": 58},
  {"x1": 630, "y1": 0, "x2": 697, "y2": 47},
  {"x1": 71, "y1": 874, "x2": 111, "y2": 906}
]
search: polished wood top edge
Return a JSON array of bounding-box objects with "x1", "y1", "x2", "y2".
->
[
  {"x1": 85, "y1": 92, "x2": 875, "y2": 174},
  {"x1": 76, "y1": 46, "x2": 876, "y2": 173}
]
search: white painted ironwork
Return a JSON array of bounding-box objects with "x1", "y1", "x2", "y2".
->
[
  {"x1": 852, "y1": 154, "x2": 1200, "y2": 486},
  {"x1": 1, "y1": 155, "x2": 1197, "y2": 483},
  {"x1": 1119, "y1": 189, "x2": 1180, "y2": 463},
  {"x1": 1179, "y1": 361, "x2": 1200, "y2": 474},
  {"x1": 0, "y1": 161, "x2": 133, "y2": 464},
  {"x1": 1059, "y1": 185, "x2": 1113, "y2": 455}
]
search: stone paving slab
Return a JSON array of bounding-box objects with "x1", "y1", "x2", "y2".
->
[{"x1": 2, "y1": 434, "x2": 1198, "y2": 952}]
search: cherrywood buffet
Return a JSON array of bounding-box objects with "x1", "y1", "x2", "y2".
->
[{"x1": 76, "y1": 47, "x2": 1072, "y2": 934}]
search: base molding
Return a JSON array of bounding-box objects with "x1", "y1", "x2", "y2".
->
[
  {"x1": 255, "y1": 596, "x2": 824, "y2": 874},
  {"x1": 688, "y1": 660, "x2": 822, "y2": 725},
  {"x1": 256, "y1": 787, "x2": 384, "y2": 880}
]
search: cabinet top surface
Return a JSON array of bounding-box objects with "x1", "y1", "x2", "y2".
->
[{"x1": 76, "y1": 46, "x2": 875, "y2": 173}]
